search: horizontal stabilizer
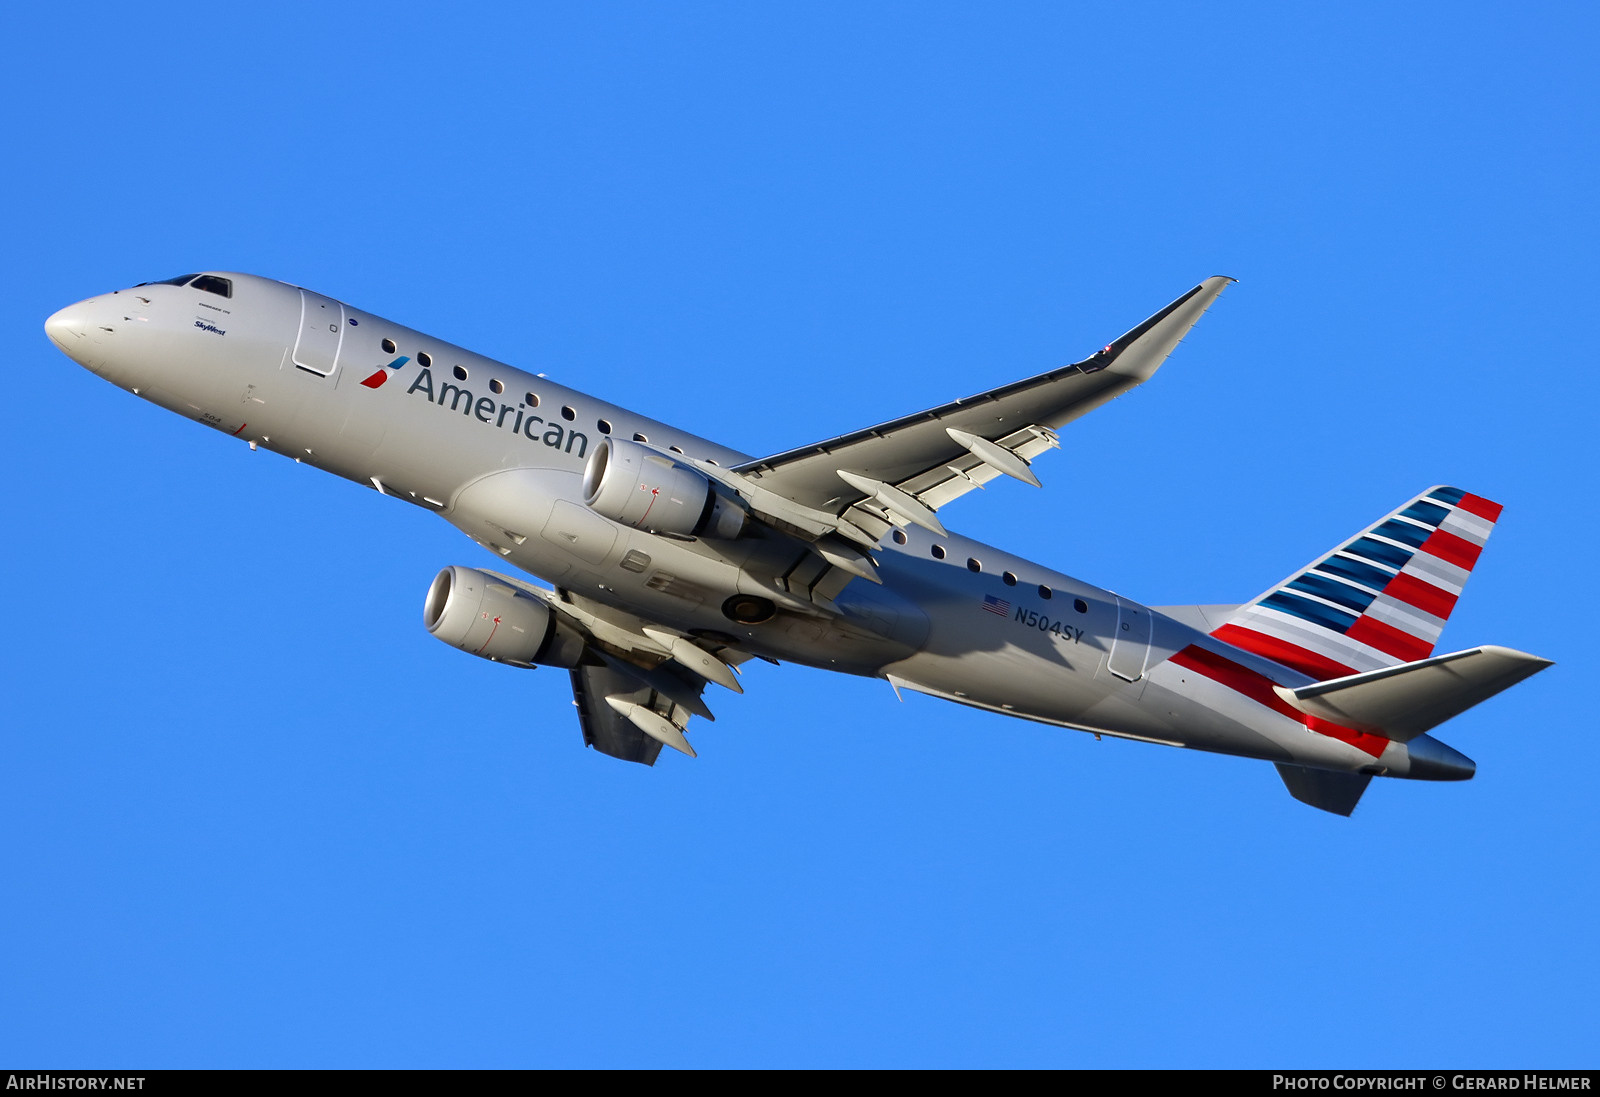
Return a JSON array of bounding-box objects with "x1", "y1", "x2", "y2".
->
[
  {"x1": 1275, "y1": 764, "x2": 1371, "y2": 816},
  {"x1": 1272, "y1": 645, "x2": 1552, "y2": 742}
]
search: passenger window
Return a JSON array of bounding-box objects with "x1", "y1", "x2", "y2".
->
[
  {"x1": 190, "y1": 275, "x2": 233, "y2": 298},
  {"x1": 1002, "y1": 571, "x2": 1017, "y2": 586},
  {"x1": 382, "y1": 338, "x2": 397, "y2": 354},
  {"x1": 490, "y1": 379, "x2": 504, "y2": 395},
  {"x1": 526, "y1": 392, "x2": 540, "y2": 407},
  {"x1": 967, "y1": 558, "x2": 982, "y2": 573},
  {"x1": 669, "y1": 445, "x2": 684, "y2": 454},
  {"x1": 931, "y1": 545, "x2": 946, "y2": 560},
  {"x1": 417, "y1": 352, "x2": 432, "y2": 368},
  {"x1": 453, "y1": 366, "x2": 468, "y2": 381},
  {"x1": 1039, "y1": 585, "x2": 1053, "y2": 599},
  {"x1": 561, "y1": 406, "x2": 576, "y2": 422},
  {"x1": 892, "y1": 530, "x2": 908, "y2": 545},
  {"x1": 633, "y1": 432, "x2": 648, "y2": 442},
  {"x1": 1074, "y1": 599, "x2": 1088, "y2": 613},
  {"x1": 598, "y1": 418, "x2": 612, "y2": 434}
]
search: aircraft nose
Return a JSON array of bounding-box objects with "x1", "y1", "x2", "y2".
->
[{"x1": 44, "y1": 301, "x2": 90, "y2": 354}]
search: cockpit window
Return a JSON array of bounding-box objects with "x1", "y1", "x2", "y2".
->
[
  {"x1": 150, "y1": 274, "x2": 199, "y2": 286},
  {"x1": 190, "y1": 275, "x2": 232, "y2": 298}
]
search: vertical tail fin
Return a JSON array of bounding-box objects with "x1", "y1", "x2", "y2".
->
[{"x1": 1214, "y1": 487, "x2": 1502, "y2": 680}]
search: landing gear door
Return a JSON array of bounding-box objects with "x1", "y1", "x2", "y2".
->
[
  {"x1": 1108, "y1": 595, "x2": 1152, "y2": 682},
  {"x1": 292, "y1": 289, "x2": 345, "y2": 378}
]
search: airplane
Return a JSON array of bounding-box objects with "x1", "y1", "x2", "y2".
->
[{"x1": 43, "y1": 272, "x2": 1552, "y2": 815}]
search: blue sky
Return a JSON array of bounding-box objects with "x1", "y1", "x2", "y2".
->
[{"x1": 3, "y1": 2, "x2": 1595, "y2": 1067}]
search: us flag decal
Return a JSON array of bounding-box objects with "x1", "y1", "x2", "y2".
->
[{"x1": 982, "y1": 595, "x2": 1011, "y2": 617}]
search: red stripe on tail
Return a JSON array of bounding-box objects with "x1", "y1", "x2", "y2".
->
[
  {"x1": 1346, "y1": 615, "x2": 1433, "y2": 662},
  {"x1": 1169, "y1": 645, "x2": 1300, "y2": 721},
  {"x1": 1456, "y1": 493, "x2": 1503, "y2": 522},
  {"x1": 1210, "y1": 624, "x2": 1357, "y2": 681},
  {"x1": 1169, "y1": 644, "x2": 1388, "y2": 757},
  {"x1": 1303, "y1": 715, "x2": 1390, "y2": 757},
  {"x1": 1383, "y1": 572, "x2": 1459, "y2": 619},
  {"x1": 1419, "y1": 528, "x2": 1483, "y2": 570}
]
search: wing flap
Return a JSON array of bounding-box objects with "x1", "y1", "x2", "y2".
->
[{"x1": 905, "y1": 426, "x2": 1059, "y2": 509}]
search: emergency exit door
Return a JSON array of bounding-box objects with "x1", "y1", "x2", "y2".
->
[{"x1": 1108, "y1": 595, "x2": 1152, "y2": 682}]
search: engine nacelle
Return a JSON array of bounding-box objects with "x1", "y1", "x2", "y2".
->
[
  {"x1": 423, "y1": 566, "x2": 586, "y2": 668},
  {"x1": 582, "y1": 437, "x2": 745, "y2": 539}
]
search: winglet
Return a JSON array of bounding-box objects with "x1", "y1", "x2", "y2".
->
[{"x1": 1098, "y1": 275, "x2": 1235, "y2": 382}]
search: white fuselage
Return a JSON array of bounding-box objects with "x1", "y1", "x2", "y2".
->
[{"x1": 45, "y1": 272, "x2": 1471, "y2": 782}]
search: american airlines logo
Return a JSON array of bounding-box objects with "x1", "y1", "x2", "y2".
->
[{"x1": 359, "y1": 356, "x2": 410, "y2": 388}]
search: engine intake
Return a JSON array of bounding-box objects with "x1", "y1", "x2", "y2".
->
[
  {"x1": 582, "y1": 437, "x2": 745, "y2": 539},
  {"x1": 423, "y1": 566, "x2": 585, "y2": 668}
]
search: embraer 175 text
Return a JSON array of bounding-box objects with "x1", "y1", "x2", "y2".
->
[{"x1": 45, "y1": 273, "x2": 1551, "y2": 814}]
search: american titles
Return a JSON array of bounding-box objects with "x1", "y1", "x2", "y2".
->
[{"x1": 405, "y1": 367, "x2": 588, "y2": 458}]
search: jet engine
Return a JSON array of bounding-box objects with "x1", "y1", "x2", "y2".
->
[
  {"x1": 423, "y1": 565, "x2": 586, "y2": 668},
  {"x1": 582, "y1": 437, "x2": 745, "y2": 539}
]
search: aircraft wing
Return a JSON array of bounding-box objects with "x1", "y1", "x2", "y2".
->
[
  {"x1": 555, "y1": 589, "x2": 749, "y2": 762},
  {"x1": 462, "y1": 571, "x2": 747, "y2": 761},
  {"x1": 731, "y1": 277, "x2": 1233, "y2": 539},
  {"x1": 571, "y1": 663, "x2": 686, "y2": 764}
]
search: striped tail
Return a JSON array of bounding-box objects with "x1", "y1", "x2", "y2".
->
[{"x1": 1213, "y1": 486, "x2": 1502, "y2": 680}]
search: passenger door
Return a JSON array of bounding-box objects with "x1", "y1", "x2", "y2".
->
[{"x1": 292, "y1": 289, "x2": 345, "y2": 378}]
